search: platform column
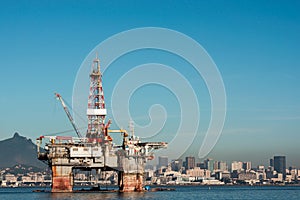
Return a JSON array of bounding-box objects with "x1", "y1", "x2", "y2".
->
[
  {"x1": 119, "y1": 172, "x2": 144, "y2": 192},
  {"x1": 51, "y1": 166, "x2": 73, "y2": 192}
]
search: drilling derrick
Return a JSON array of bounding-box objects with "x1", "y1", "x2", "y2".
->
[{"x1": 86, "y1": 56, "x2": 107, "y2": 141}]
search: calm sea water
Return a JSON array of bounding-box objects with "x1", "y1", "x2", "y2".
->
[{"x1": 0, "y1": 186, "x2": 299, "y2": 200}]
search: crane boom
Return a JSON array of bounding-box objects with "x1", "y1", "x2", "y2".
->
[
  {"x1": 108, "y1": 129, "x2": 128, "y2": 137},
  {"x1": 55, "y1": 93, "x2": 82, "y2": 138}
]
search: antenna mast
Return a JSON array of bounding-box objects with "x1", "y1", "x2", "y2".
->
[{"x1": 129, "y1": 119, "x2": 134, "y2": 138}]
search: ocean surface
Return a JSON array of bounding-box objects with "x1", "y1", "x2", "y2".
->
[{"x1": 0, "y1": 185, "x2": 299, "y2": 200}]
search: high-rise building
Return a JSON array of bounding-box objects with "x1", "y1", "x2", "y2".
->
[
  {"x1": 158, "y1": 156, "x2": 168, "y2": 169},
  {"x1": 204, "y1": 158, "x2": 214, "y2": 172},
  {"x1": 274, "y1": 156, "x2": 286, "y2": 179},
  {"x1": 243, "y1": 162, "x2": 251, "y2": 171},
  {"x1": 231, "y1": 161, "x2": 243, "y2": 172},
  {"x1": 185, "y1": 156, "x2": 195, "y2": 170},
  {"x1": 213, "y1": 161, "x2": 219, "y2": 171},
  {"x1": 171, "y1": 159, "x2": 183, "y2": 172},
  {"x1": 218, "y1": 161, "x2": 228, "y2": 171},
  {"x1": 270, "y1": 159, "x2": 274, "y2": 167},
  {"x1": 212, "y1": 160, "x2": 228, "y2": 171},
  {"x1": 196, "y1": 162, "x2": 205, "y2": 169}
]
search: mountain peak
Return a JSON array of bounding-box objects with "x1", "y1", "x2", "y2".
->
[
  {"x1": 13, "y1": 132, "x2": 20, "y2": 138},
  {"x1": 12, "y1": 132, "x2": 27, "y2": 141}
]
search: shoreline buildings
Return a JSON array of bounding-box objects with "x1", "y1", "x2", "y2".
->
[{"x1": 1, "y1": 155, "x2": 298, "y2": 187}]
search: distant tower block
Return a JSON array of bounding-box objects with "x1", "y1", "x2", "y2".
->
[{"x1": 86, "y1": 55, "x2": 107, "y2": 140}]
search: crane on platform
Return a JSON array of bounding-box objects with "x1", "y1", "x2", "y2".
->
[{"x1": 55, "y1": 93, "x2": 82, "y2": 138}]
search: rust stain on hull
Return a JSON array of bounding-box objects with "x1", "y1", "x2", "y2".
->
[
  {"x1": 119, "y1": 173, "x2": 144, "y2": 192},
  {"x1": 52, "y1": 177, "x2": 73, "y2": 192},
  {"x1": 51, "y1": 166, "x2": 73, "y2": 192}
]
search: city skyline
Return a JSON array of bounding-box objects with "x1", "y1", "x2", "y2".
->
[
  {"x1": 0, "y1": 1, "x2": 299, "y2": 167},
  {"x1": 1, "y1": 154, "x2": 296, "y2": 187},
  {"x1": 155, "y1": 155, "x2": 291, "y2": 171}
]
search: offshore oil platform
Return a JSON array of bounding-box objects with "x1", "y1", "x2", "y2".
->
[{"x1": 36, "y1": 56, "x2": 167, "y2": 192}]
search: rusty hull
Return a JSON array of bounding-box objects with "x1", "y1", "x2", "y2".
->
[
  {"x1": 119, "y1": 172, "x2": 144, "y2": 192},
  {"x1": 51, "y1": 166, "x2": 73, "y2": 192}
]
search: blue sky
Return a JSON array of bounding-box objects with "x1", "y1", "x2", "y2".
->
[{"x1": 0, "y1": 0, "x2": 299, "y2": 167}]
